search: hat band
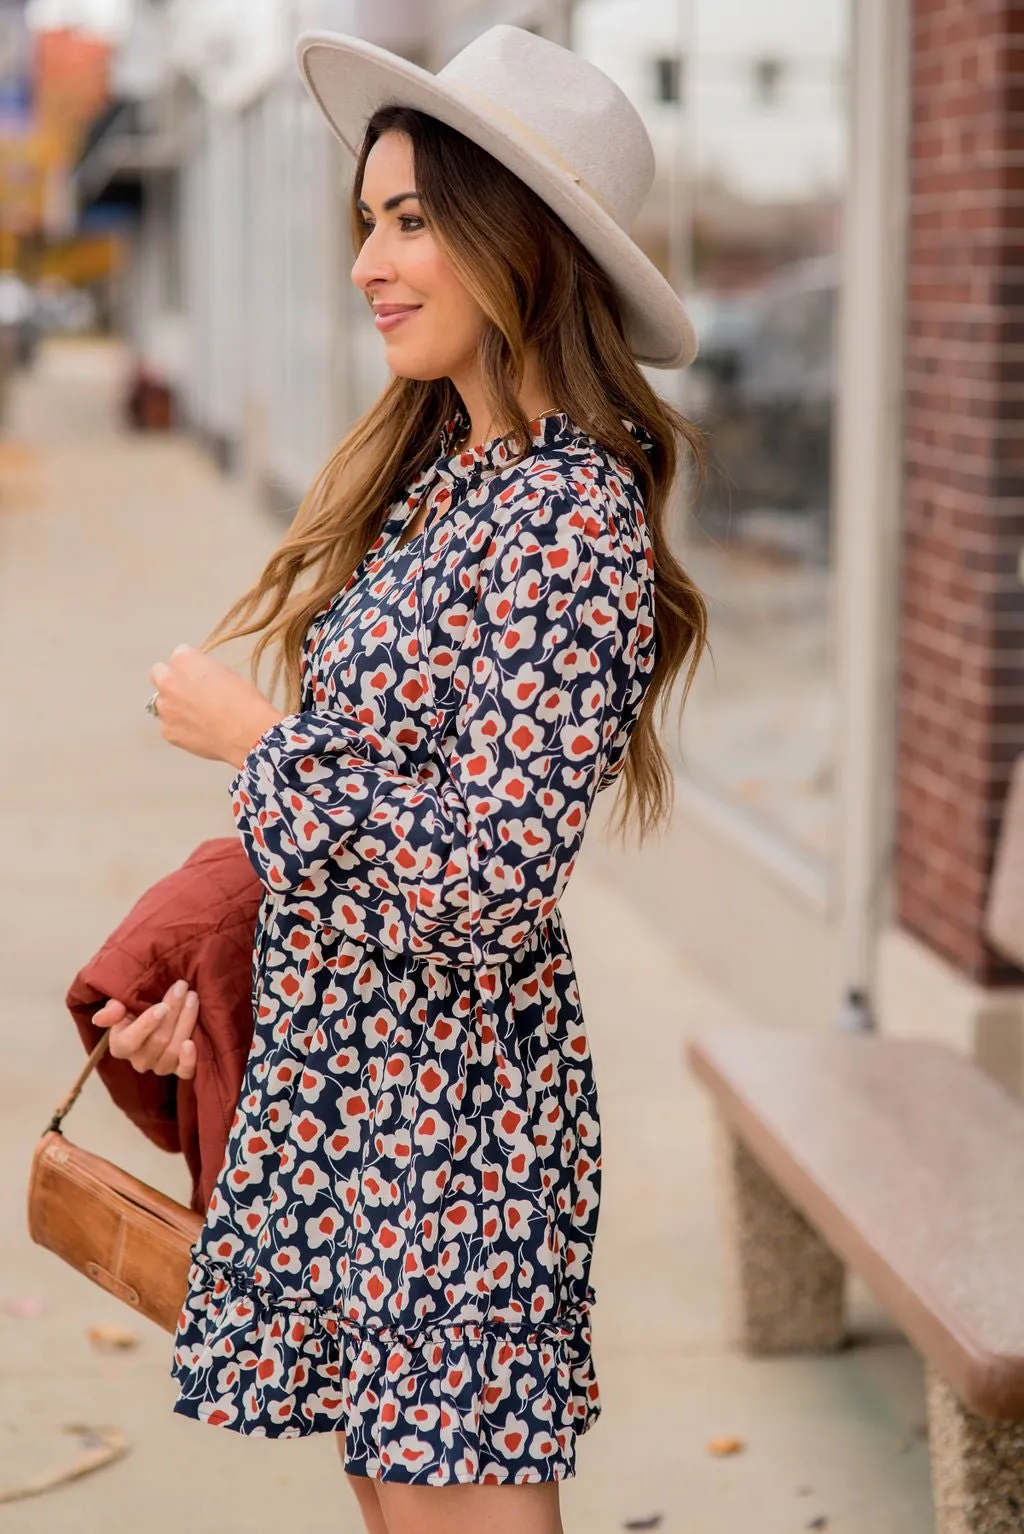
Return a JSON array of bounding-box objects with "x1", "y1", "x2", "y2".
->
[{"x1": 447, "y1": 81, "x2": 616, "y2": 221}]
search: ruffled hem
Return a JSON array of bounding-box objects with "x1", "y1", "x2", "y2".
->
[{"x1": 170, "y1": 1256, "x2": 600, "y2": 1484}]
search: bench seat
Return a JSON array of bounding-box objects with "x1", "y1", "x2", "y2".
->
[{"x1": 688, "y1": 1027, "x2": 1024, "y2": 1534}]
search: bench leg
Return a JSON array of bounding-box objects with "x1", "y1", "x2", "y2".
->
[
  {"x1": 928, "y1": 1369, "x2": 1024, "y2": 1534},
  {"x1": 715, "y1": 1117, "x2": 846, "y2": 1352}
]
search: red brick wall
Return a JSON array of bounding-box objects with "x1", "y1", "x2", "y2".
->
[{"x1": 898, "y1": 0, "x2": 1024, "y2": 984}]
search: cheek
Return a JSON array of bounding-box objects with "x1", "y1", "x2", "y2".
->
[{"x1": 410, "y1": 245, "x2": 483, "y2": 351}]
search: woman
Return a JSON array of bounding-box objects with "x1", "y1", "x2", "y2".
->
[{"x1": 102, "y1": 24, "x2": 707, "y2": 1534}]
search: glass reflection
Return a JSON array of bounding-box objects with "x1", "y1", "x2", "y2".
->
[{"x1": 576, "y1": 0, "x2": 848, "y2": 864}]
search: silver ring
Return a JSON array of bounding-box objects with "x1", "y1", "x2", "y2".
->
[{"x1": 145, "y1": 691, "x2": 160, "y2": 718}]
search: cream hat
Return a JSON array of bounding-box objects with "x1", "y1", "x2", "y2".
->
[{"x1": 296, "y1": 24, "x2": 697, "y2": 370}]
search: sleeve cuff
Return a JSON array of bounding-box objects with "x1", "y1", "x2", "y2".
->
[{"x1": 228, "y1": 711, "x2": 302, "y2": 798}]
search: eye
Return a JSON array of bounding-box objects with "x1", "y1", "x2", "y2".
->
[{"x1": 399, "y1": 214, "x2": 424, "y2": 231}]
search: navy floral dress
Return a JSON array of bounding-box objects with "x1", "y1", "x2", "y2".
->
[{"x1": 171, "y1": 409, "x2": 657, "y2": 1485}]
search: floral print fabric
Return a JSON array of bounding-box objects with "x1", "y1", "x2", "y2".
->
[{"x1": 171, "y1": 411, "x2": 657, "y2": 1484}]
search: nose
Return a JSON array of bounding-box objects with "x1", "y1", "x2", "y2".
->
[{"x1": 350, "y1": 227, "x2": 394, "y2": 294}]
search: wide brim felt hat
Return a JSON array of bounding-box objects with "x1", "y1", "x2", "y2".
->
[{"x1": 295, "y1": 25, "x2": 698, "y2": 370}]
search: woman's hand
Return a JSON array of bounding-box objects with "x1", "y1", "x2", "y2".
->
[
  {"x1": 148, "y1": 644, "x2": 283, "y2": 768},
  {"x1": 93, "y1": 980, "x2": 199, "y2": 1080}
]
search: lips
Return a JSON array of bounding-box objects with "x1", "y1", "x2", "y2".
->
[{"x1": 373, "y1": 303, "x2": 421, "y2": 334}]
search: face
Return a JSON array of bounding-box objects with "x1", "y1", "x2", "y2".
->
[{"x1": 351, "y1": 131, "x2": 486, "y2": 383}]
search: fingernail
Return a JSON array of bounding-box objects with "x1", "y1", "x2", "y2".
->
[
  {"x1": 152, "y1": 1003, "x2": 168, "y2": 1020},
  {"x1": 186, "y1": 989, "x2": 198, "y2": 1007},
  {"x1": 172, "y1": 979, "x2": 188, "y2": 999}
]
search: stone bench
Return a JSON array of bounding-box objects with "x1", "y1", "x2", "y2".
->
[{"x1": 687, "y1": 1027, "x2": 1024, "y2": 1534}]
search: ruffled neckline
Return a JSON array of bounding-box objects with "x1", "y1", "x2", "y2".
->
[
  {"x1": 436, "y1": 408, "x2": 655, "y2": 480},
  {"x1": 436, "y1": 409, "x2": 577, "y2": 478}
]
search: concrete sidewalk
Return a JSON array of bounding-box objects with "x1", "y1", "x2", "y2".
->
[{"x1": 0, "y1": 342, "x2": 933, "y2": 1532}]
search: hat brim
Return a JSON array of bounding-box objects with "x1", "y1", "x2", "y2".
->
[{"x1": 296, "y1": 30, "x2": 697, "y2": 369}]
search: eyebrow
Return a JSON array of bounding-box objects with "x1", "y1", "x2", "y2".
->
[{"x1": 355, "y1": 191, "x2": 421, "y2": 214}]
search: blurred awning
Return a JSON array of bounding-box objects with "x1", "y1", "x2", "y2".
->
[{"x1": 73, "y1": 98, "x2": 183, "y2": 203}]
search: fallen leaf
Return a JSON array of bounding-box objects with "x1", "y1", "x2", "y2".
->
[
  {"x1": 4, "y1": 1296, "x2": 45, "y2": 1318},
  {"x1": 0, "y1": 1425, "x2": 129, "y2": 1504},
  {"x1": 86, "y1": 1323, "x2": 139, "y2": 1352},
  {"x1": 623, "y1": 1518, "x2": 663, "y2": 1531},
  {"x1": 706, "y1": 1435, "x2": 745, "y2": 1457}
]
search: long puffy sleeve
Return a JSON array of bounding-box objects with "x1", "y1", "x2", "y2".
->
[{"x1": 229, "y1": 497, "x2": 653, "y2": 968}]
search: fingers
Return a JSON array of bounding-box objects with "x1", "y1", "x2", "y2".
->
[
  {"x1": 132, "y1": 979, "x2": 191, "y2": 1072},
  {"x1": 147, "y1": 646, "x2": 197, "y2": 703},
  {"x1": 152, "y1": 987, "x2": 199, "y2": 1077},
  {"x1": 176, "y1": 1037, "x2": 197, "y2": 1081},
  {"x1": 93, "y1": 998, "x2": 130, "y2": 1028},
  {"x1": 107, "y1": 980, "x2": 188, "y2": 1070},
  {"x1": 99, "y1": 980, "x2": 200, "y2": 1079},
  {"x1": 107, "y1": 1003, "x2": 165, "y2": 1060}
]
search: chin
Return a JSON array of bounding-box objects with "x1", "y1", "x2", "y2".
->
[
  {"x1": 383, "y1": 331, "x2": 476, "y2": 384},
  {"x1": 385, "y1": 351, "x2": 455, "y2": 383}
]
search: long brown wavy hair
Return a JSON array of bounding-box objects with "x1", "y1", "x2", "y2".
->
[{"x1": 205, "y1": 105, "x2": 708, "y2": 837}]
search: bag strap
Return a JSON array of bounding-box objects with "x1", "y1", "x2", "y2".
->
[{"x1": 46, "y1": 1030, "x2": 111, "y2": 1135}]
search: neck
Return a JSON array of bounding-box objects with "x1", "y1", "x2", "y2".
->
[{"x1": 450, "y1": 353, "x2": 556, "y2": 451}]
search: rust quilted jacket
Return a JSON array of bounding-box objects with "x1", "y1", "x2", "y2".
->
[{"x1": 65, "y1": 838, "x2": 262, "y2": 1213}]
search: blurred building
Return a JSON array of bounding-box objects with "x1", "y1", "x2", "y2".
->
[
  {"x1": 0, "y1": 0, "x2": 118, "y2": 287},
  {"x1": 74, "y1": 0, "x2": 1024, "y2": 1087},
  {"x1": 0, "y1": 3, "x2": 31, "y2": 134},
  {"x1": 0, "y1": 0, "x2": 35, "y2": 267}
]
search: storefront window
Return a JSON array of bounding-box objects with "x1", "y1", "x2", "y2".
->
[{"x1": 575, "y1": 0, "x2": 849, "y2": 866}]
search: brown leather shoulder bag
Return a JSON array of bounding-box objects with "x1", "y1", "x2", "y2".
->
[{"x1": 27, "y1": 1031, "x2": 203, "y2": 1335}]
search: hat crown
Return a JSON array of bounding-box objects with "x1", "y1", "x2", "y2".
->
[{"x1": 437, "y1": 25, "x2": 655, "y2": 232}]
